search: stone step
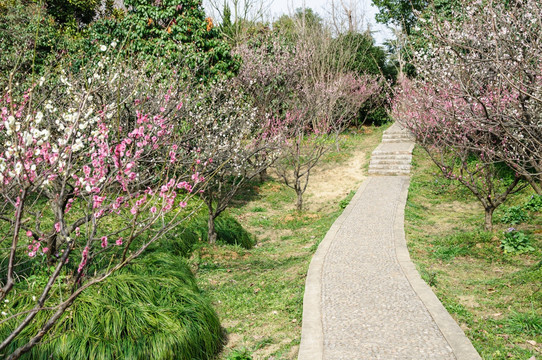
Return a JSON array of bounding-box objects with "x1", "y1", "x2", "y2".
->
[
  {"x1": 370, "y1": 158, "x2": 412, "y2": 166},
  {"x1": 382, "y1": 138, "x2": 415, "y2": 144},
  {"x1": 368, "y1": 169, "x2": 411, "y2": 176},
  {"x1": 382, "y1": 135, "x2": 415, "y2": 141},
  {"x1": 382, "y1": 131, "x2": 414, "y2": 136},
  {"x1": 371, "y1": 153, "x2": 412, "y2": 160},
  {"x1": 382, "y1": 134, "x2": 415, "y2": 139},
  {"x1": 368, "y1": 164, "x2": 412, "y2": 171},
  {"x1": 372, "y1": 150, "x2": 413, "y2": 156},
  {"x1": 373, "y1": 142, "x2": 414, "y2": 154}
]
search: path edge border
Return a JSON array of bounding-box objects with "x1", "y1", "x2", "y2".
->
[
  {"x1": 394, "y1": 177, "x2": 482, "y2": 360},
  {"x1": 298, "y1": 178, "x2": 373, "y2": 360}
]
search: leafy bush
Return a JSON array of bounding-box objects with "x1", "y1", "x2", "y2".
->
[
  {"x1": 185, "y1": 213, "x2": 255, "y2": 249},
  {"x1": 500, "y1": 205, "x2": 530, "y2": 225},
  {"x1": 501, "y1": 229, "x2": 535, "y2": 254},
  {"x1": 0, "y1": 0, "x2": 64, "y2": 84},
  {"x1": 524, "y1": 194, "x2": 542, "y2": 212},
  {"x1": 158, "y1": 209, "x2": 256, "y2": 254},
  {"x1": 44, "y1": 0, "x2": 101, "y2": 27},
  {"x1": 0, "y1": 254, "x2": 224, "y2": 359},
  {"x1": 86, "y1": 0, "x2": 239, "y2": 82}
]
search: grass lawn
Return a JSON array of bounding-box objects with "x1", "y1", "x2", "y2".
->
[
  {"x1": 405, "y1": 146, "x2": 542, "y2": 360},
  {"x1": 190, "y1": 126, "x2": 386, "y2": 359}
]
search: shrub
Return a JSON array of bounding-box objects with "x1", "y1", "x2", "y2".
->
[
  {"x1": 86, "y1": 0, "x2": 239, "y2": 82},
  {"x1": 500, "y1": 206, "x2": 530, "y2": 225},
  {"x1": 524, "y1": 194, "x2": 542, "y2": 212},
  {"x1": 501, "y1": 229, "x2": 535, "y2": 254},
  {"x1": 0, "y1": 0, "x2": 63, "y2": 85}
]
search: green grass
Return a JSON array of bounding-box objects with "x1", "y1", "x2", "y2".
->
[{"x1": 406, "y1": 146, "x2": 542, "y2": 360}]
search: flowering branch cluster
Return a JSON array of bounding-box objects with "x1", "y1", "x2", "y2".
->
[
  {"x1": 0, "y1": 48, "x2": 204, "y2": 358},
  {"x1": 393, "y1": 0, "x2": 542, "y2": 229},
  {"x1": 179, "y1": 79, "x2": 283, "y2": 243},
  {"x1": 235, "y1": 32, "x2": 382, "y2": 211}
]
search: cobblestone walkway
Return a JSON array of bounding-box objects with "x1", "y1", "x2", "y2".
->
[{"x1": 298, "y1": 123, "x2": 481, "y2": 360}]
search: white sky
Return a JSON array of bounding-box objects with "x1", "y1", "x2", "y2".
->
[{"x1": 203, "y1": 0, "x2": 395, "y2": 46}]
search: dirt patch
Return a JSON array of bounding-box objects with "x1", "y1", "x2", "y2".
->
[{"x1": 303, "y1": 147, "x2": 369, "y2": 212}]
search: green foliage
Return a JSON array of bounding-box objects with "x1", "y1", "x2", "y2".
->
[
  {"x1": 0, "y1": 0, "x2": 64, "y2": 85},
  {"x1": 332, "y1": 32, "x2": 395, "y2": 126},
  {"x1": 44, "y1": 0, "x2": 101, "y2": 27},
  {"x1": 501, "y1": 230, "x2": 535, "y2": 254},
  {"x1": 272, "y1": 7, "x2": 323, "y2": 42},
  {"x1": 524, "y1": 194, "x2": 542, "y2": 212},
  {"x1": 0, "y1": 254, "x2": 224, "y2": 359},
  {"x1": 373, "y1": 0, "x2": 427, "y2": 34},
  {"x1": 171, "y1": 212, "x2": 256, "y2": 250},
  {"x1": 339, "y1": 190, "x2": 355, "y2": 209},
  {"x1": 336, "y1": 32, "x2": 394, "y2": 78},
  {"x1": 500, "y1": 205, "x2": 530, "y2": 225},
  {"x1": 505, "y1": 311, "x2": 542, "y2": 336},
  {"x1": 87, "y1": 0, "x2": 239, "y2": 82},
  {"x1": 226, "y1": 348, "x2": 253, "y2": 360}
]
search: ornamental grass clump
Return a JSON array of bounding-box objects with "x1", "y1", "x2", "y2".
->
[{"x1": 0, "y1": 253, "x2": 223, "y2": 360}]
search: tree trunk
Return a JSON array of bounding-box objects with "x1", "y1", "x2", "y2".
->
[
  {"x1": 208, "y1": 214, "x2": 217, "y2": 244},
  {"x1": 526, "y1": 176, "x2": 542, "y2": 195},
  {"x1": 296, "y1": 189, "x2": 303, "y2": 211},
  {"x1": 484, "y1": 207, "x2": 494, "y2": 232},
  {"x1": 259, "y1": 168, "x2": 267, "y2": 183}
]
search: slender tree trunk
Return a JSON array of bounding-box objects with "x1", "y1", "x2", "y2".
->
[
  {"x1": 296, "y1": 189, "x2": 303, "y2": 211},
  {"x1": 259, "y1": 168, "x2": 267, "y2": 183},
  {"x1": 208, "y1": 214, "x2": 217, "y2": 244},
  {"x1": 484, "y1": 207, "x2": 494, "y2": 232}
]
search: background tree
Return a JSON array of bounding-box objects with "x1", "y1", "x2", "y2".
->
[
  {"x1": 179, "y1": 80, "x2": 282, "y2": 243},
  {"x1": 271, "y1": 15, "x2": 382, "y2": 210},
  {"x1": 394, "y1": 78, "x2": 528, "y2": 230},
  {"x1": 372, "y1": 0, "x2": 427, "y2": 35},
  {"x1": 0, "y1": 0, "x2": 65, "y2": 86},
  {"x1": 205, "y1": 0, "x2": 271, "y2": 46},
  {"x1": 393, "y1": 0, "x2": 542, "y2": 229},
  {"x1": 44, "y1": 0, "x2": 101, "y2": 27},
  {"x1": 88, "y1": 0, "x2": 239, "y2": 82}
]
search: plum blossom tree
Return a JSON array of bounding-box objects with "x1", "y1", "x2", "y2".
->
[
  {"x1": 235, "y1": 26, "x2": 382, "y2": 211},
  {"x1": 0, "y1": 50, "x2": 206, "y2": 359},
  {"x1": 275, "y1": 72, "x2": 381, "y2": 211},
  {"x1": 179, "y1": 80, "x2": 283, "y2": 243},
  {"x1": 393, "y1": 0, "x2": 542, "y2": 230},
  {"x1": 394, "y1": 78, "x2": 528, "y2": 230}
]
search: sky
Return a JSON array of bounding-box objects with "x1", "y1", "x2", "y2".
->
[{"x1": 204, "y1": 0, "x2": 395, "y2": 46}]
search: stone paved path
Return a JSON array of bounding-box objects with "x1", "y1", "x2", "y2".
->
[{"x1": 298, "y1": 123, "x2": 481, "y2": 360}]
